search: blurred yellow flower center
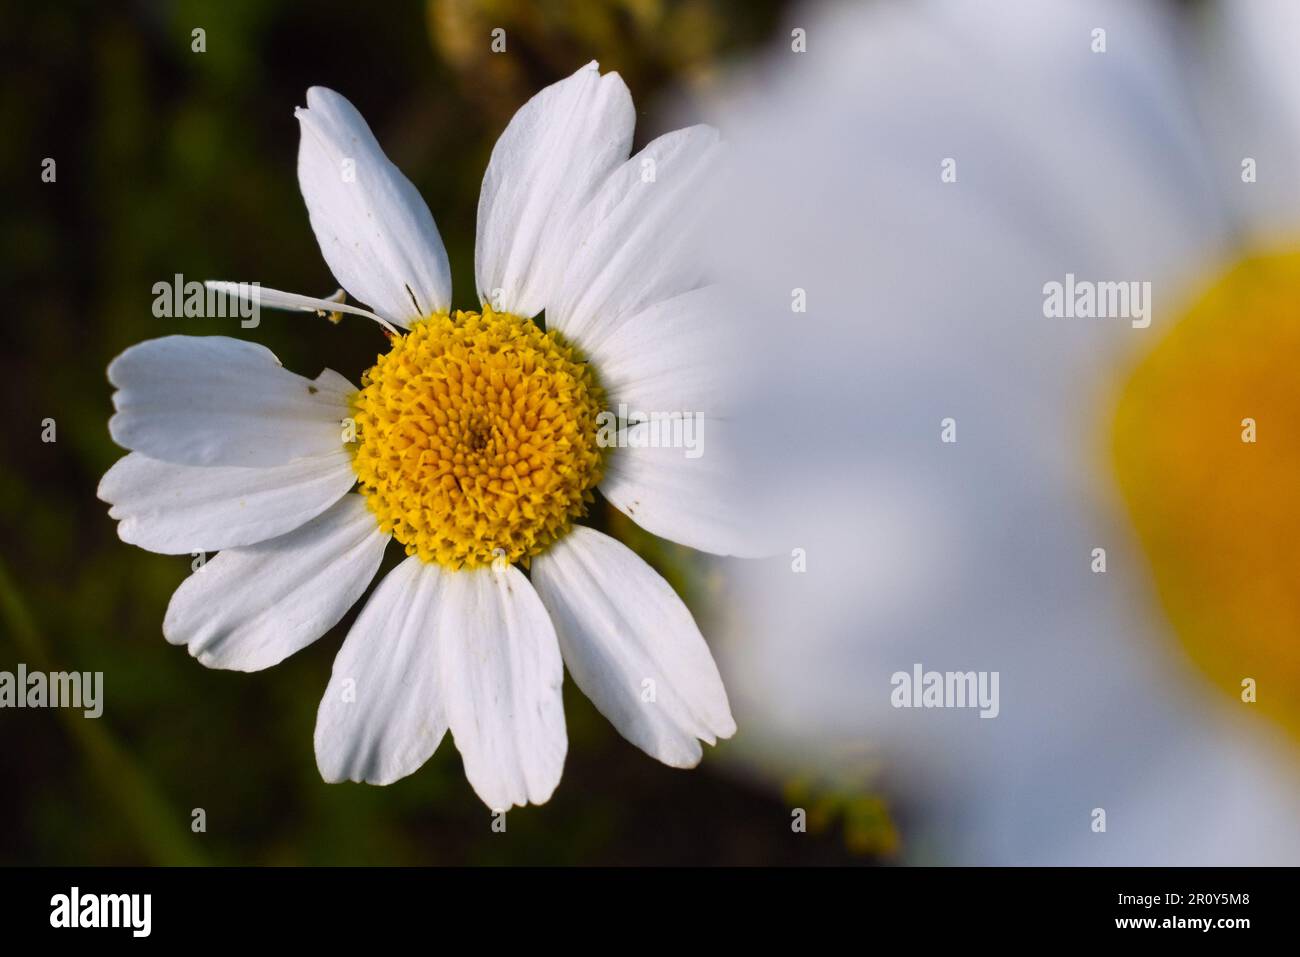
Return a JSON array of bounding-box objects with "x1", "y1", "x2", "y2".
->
[
  {"x1": 1112, "y1": 250, "x2": 1300, "y2": 739},
  {"x1": 351, "y1": 309, "x2": 605, "y2": 569}
]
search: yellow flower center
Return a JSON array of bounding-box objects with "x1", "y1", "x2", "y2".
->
[
  {"x1": 1112, "y1": 249, "x2": 1300, "y2": 740},
  {"x1": 351, "y1": 308, "x2": 605, "y2": 569}
]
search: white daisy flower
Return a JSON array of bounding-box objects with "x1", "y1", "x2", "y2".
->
[
  {"x1": 707, "y1": 0, "x2": 1300, "y2": 863},
  {"x1": 98, "y1": 62, "x2": 756, "y2": 810}
]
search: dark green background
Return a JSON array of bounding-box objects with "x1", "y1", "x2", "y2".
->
[{"x1": 0, "y1": 0, "x2": 889, "y2": 864}]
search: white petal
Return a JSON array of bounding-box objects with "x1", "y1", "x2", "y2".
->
[
  {"x1": 204, "y1": 281, "x2": 397, "y2": 333},
  {"x1": 108, "y1": 335, "x2": 354, "y2": 468},
  {"x1": 314, "y1": 556, "x2": 448, "y2": 785},
  {"x1": 441, "y1": 564, "x2": 566, "y2": 809},
  {"x1": 297, "y1": 86, "x2": 452, "y2": 326},
  {"x1": 547, "y1": 125, "x2": 722, "y2": 354},
  {"x1": 98, "y1": 450, "x2": 356, "y2": 554},
  {"x1": 599, "y1": 421, "x2": 767, "y2": 558},
  {"x1": 163, "y1": 495, "x2": 389, "y2": 672},
  {"x1": 310, "y1": 366, "x2": 360, "y2": 399},
  {"x1": 532, "y1": 527, "x2": 734, "y2": 767},
  {"x1": 475, "y1": 61, "x2": 634, "y2": 318},
  {"x1": 586, "y1": 284, "x2": 743, "y2": 416},
  {"x1": 1199, "y1": 0, "x2": 1300, "y2": 243}
]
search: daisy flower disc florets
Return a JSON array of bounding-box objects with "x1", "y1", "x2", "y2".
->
[{"x1": 352, "y1": 308, "x2": 606, "y2": 569}]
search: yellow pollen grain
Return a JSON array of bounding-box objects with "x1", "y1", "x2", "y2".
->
[
  {"x1": 350, "y1": 308, "x2": 606, "y2": 569},
  {"x1": 1112, "y1": 249, "x2": 1300, "y2": 740}
]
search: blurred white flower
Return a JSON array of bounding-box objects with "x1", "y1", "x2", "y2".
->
[{"x1": 708, "y1": 0, "x2": 1300, "y2": 863}]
